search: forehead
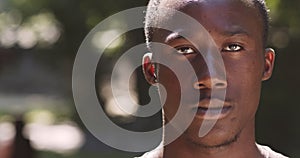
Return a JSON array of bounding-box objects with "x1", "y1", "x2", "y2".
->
[
  {"x1": 153, "y1": 0, "x2": 263, "y2": 44},
  {"x1": 160, "y1": 0, "x2": 256, "y2": 10}
]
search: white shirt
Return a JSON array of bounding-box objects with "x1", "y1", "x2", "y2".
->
[{"x1": 135, "y1": 143, "x2": 288, "y2": 158}]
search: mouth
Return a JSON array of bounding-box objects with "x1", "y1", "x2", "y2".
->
[{"x1": 193, "y1": 98, "x2": 233, "y2": 120}]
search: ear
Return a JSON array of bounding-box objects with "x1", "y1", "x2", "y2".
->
[
  {"x1": 142, "y1": 52, "x2": 157, "y2": 84},
  {"x1": 262, "y1": 48, "x2": 276, "y2": 81}
]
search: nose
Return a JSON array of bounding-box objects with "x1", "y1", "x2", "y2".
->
[
  {"x1": 193, "y1": 53, "x2": 227, "y2": 90},
  {"x1": 193, "y1": 77, "x2": 227, "y2": 90}
]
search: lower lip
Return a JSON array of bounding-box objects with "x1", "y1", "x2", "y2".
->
[{"x1": 194, "y1": 106, "x2": 232, "y2": 120}]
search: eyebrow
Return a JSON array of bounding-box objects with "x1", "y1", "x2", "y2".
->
[
  {"x1": 165, "y1": 27, "x2": 250, "y2": 44},
  {"x1": 165, "y1": 32, "x2": 186, "y2": 44},
  {"x1": 221, "y1": 26, "x2": 250, "y2": 37}
]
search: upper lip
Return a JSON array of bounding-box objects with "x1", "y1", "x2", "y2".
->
[{"x1": 197, "y1": 97, "x2": 231, "y2": 109}]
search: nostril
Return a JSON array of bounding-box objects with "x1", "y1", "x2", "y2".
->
[
  {"x1": 193, "y1": 80, "x2": 227, "y2": 89},
  {"x1": 193, "y1": 82, "x2": 206, "y2": 89},
  {"x1": 214, "y1": 82, "x2": 227, "y2": 88}
]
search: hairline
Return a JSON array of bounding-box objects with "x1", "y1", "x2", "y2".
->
[{"x1": 144, "y1": 0, "x2": 269, "y2": 49}]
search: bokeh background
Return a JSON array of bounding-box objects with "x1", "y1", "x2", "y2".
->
[{"x1": 0, "y1": 0, "x2": 299, "y2": 157}]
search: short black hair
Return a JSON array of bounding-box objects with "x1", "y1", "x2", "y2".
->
[{"x1": 144, "y1": 0, "x2": 270, "y2": 47}]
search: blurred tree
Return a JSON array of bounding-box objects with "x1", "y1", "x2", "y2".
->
[
  {"x1": 256, "y1": 1, "x2": 300, "y2": 157},
  {"x1": 0, "y1": 0, "x2": 299, "y2": 157},
  {"x1": 11, "y1": 118, "x2": 35, "y2": 158}
]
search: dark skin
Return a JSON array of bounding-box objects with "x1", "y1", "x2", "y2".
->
[{"x1": 143, "y1": 0, "x2": 275, "y2": 158}]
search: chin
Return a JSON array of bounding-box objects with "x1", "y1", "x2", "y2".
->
[{"x1": 183, "y1": 122, "x2": 241, "y2": 148}]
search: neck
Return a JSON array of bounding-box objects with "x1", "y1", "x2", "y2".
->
[{"x1": 163, "y1": 120, "x2": 264, "y2": 158}]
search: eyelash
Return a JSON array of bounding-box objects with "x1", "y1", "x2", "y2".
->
[
  {"x1": 175, "y1": 46, "x2": 196, "y2": 54},
  {"x1": 175, "y1": 43, "x2": 244, "y2": 55},
  {"x1": 222, "y1": 44, "x2": 244, "y2": 52}
]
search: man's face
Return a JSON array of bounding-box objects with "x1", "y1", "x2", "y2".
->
[{"x1": 147, "y1": 0, "x2": 274, "y2": 147}]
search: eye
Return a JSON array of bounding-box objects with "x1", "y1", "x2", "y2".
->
[
  {"x1": 222, "y1": 44, "x2": 244, "y2": 52},
  {"x1": 175, "y1": 46, "x2": 196, "y2": 54}
]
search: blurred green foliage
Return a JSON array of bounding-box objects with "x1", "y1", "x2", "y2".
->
[
  {"x1": 0, "y1": 0, "x2": 299, "y2": 157},
  {"x1": 258, "y1": 0, "x2": 300, "y2": 157}
]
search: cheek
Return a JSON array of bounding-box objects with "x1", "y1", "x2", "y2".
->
[
  {"x1": 158, "y1": 66, "x2": 181, "y2": 120},
  {"x1": 225, "y1": 55, "x2": 264, "y2": 116}
]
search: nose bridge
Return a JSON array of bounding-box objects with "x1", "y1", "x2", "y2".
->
[{"x1": 193, "y1": 50, "x2": 227, "y2": 90}]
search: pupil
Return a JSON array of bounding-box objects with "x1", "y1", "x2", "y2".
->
[{"x1": 231, "y1": 45, "x2": 237, "y2": 50}]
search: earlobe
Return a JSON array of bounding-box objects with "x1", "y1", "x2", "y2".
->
[
  {"x1": 142, "y1": 52, "x2": 157, "y2": 84},
  {"x1": 262, "y1": 48, "x2": 276, "y2": 81}
]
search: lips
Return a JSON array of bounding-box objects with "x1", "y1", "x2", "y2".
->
[{"x1": 193, "y1": 98, "x2": 233, "y2": 120}]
